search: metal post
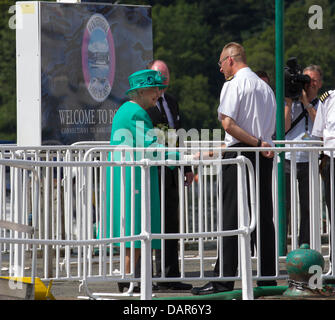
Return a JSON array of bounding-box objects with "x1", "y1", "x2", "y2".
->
[
  {"x1": 290, "y1": 153, "x2": 298, "y2": 250},
  {"x1": 140, "y1": 163, "x2": 152, "y2": 300},
  {"x1": 275, "y1": 0, "x2": 286, "y2": 256},
  {"x1": 14, "y1": 167, "x2": 23, "y2": 277},
  {"x1": 198, "y1": 164, "x2": 204, "y2": 277},
  {"x1": 310, "y1": 151, "x2": 321, "y2": 251},
  {"x1": 238, "y1": 160, "x2": 254, "y2": 300},
  {"x1": 120, "y1": 151, "x2": 126, "y2": 279},
  {"x1": 31, "y1": 168, "x2": 40, "y2": 286}
]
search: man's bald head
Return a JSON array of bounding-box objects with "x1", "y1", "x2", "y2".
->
[
  {"x1": 221, "y1": 42, "x2": 247, "y2": 64},
  {"x1": 147, "y1": 60, "x2": 170, "y2": 87}
]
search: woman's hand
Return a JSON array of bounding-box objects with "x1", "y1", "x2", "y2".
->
[{"x1": 184, "y1": 172, "x2": 194, "y2": 187}]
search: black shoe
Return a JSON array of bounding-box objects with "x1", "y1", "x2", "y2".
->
[
  {"x1": 152, "y1": 284, "x2": 159, "y2": 291},
  {"x1": 117, "y1": 282, "x2": 130, "y2": 293},
  {"x1": 324, "y1": 279, "x2": 335, "y2": 285},
  {"x1": 158, "y1": 282, "x2": 193, "y2": 291},
  {"x1": 133, "y1": 285, "x2": 140, "y2": 293},
  {"x1": 118, "y1": 282, "x2": 142, "y2": 293},
  {"x1": 257, "y1": 280, "x2": 277, "y2": 287},
  {"x1": 131, "y1": 284, "x2": 159, "y2": 293},
  {"x1": 191, "y1": 282, "x2": 231, "y2": 296}
]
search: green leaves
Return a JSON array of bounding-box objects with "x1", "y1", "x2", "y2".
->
[
  {"x1": 244, "y1": 0, "x2": 335, "y2": 92},
  {"x1": 1, "y1": 0, "x2": 335, "y2": 142},
  {"x1": 152, "y1": 1, "x2": 210, "y2": 77},
  {"x1": 174, "y1": 74, "x2": 216, "y2": 131},
  {"x1": 0, "y1": 3, "x2": 16, "y2": 141},
  {"x1": 152, "y1": 1, "x2": 215, "y2": 131}
]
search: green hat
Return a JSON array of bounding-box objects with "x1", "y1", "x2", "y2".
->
[{"x1": 126, "y1": 69, "x2": 167, "y2": 95}]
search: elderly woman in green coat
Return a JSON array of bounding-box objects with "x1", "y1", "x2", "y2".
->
[{"x1": 105, "y1": 69, "x2": 178, "y2": 292}]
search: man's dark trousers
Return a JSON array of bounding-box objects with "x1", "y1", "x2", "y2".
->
[
  {"x1": 155, "y1": 166, "x2": 180, "y2": 277},
  {"x1": 321, "y1": 155, "x2": 334, "y2": 222},
  {"x1": 285, "y1": 160, "x2": 310, "y2": 247},
  {"x1": 214, "y1": 145, "x2": 276, "y2": 290}
]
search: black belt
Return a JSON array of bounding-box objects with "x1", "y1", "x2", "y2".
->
[{"x1": 222, "y1": 142, "x2": 255, "y2": 159}]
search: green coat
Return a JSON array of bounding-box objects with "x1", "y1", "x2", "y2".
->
[{"x1": 105, "y1": 101, "x2": 178, "y2": 249}]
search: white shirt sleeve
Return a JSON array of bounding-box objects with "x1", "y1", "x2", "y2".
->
[
  {"x1": 217, "y1": 81, "x2": 240, "y2": 121},
  {"x1": 312, "y1": 102, "x2": 324, "y2": 138}
]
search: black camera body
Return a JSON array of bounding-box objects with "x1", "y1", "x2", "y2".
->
[{"x1": 284, "y1": 57, "x2": 311, "y2": 100}]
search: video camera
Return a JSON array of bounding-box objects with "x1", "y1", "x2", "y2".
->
[{"x1": 284, "y1": 57, "x2": 311, "y2": 100}]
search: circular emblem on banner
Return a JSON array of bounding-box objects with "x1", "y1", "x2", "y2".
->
[{"x1": 82, "y1": 14, "x2": 115, "y2": 102}]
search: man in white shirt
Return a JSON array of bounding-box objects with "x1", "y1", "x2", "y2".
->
[
  {"x1": 312, "y1": 90, "x2": 335, "y2": 286},
  {"x1": 284, "y1": 65, "x2": 323, "y2": 249},
  {"x1": 192, "y1": 42, "x2": 277, "y2": 295},
  {"x1": 312, "y1": 90, "x2": 335, "y2": 223}
]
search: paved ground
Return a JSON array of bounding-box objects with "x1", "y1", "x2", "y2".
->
[
  {"x1": 47, "y1": 246, "x2": 289, "y2": 300},
  {"x1": 2, "y1": 244, "x2": 334, "y2": 301}
]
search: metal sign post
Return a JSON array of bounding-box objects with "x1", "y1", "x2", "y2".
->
[{"x1": 275, "y1": 0, "x2": 286, "y2": 256}]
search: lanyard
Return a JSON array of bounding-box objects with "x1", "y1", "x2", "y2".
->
[
  {"x1": 301, "y1": 98, "x2": 319, "y2": 138},
  {"x1": 285, "y1": 98, "x2": 318, "y2": 136},
  {"x1": 301, "y1": 98, "x2": 319, "y2": 132},
  {"x1": 299, "y1": 103, "x2": 309, "y2": 133}
]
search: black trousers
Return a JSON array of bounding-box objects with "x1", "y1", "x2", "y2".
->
[
  {"x1": 319, "y1": 155, "x2": 335, "y2": 269},
  {"x1": 285, "y1": 160, "x2": 310, "y2": 247},
  {"x1": 214, "y1": 145, "x2": 276, "y2": 290},
  {"x1": 321, "y1": 155, "x2": 334, "y2": 222},
  {"x1": 155, "y1": 166, "x2": 180, "y2": 277}
]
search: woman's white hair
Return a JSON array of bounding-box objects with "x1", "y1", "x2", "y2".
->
[
  {"x1": 128, "y1": 87, "x2": 154, "y2": 100},
  {"x1": 127, "y1": 89, "x2": 141, "y2": 99}
]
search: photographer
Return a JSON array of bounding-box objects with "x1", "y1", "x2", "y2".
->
[{"x1": 284, "y1": 64, "x2": 323, "y2": 249}]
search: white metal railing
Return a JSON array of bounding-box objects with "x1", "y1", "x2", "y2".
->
[
  {"x1": 182, "y1": 140, "x2": 334, "y2": 282},
  {"x1": 0, "y1": 147, "x2": 256, "y2": 300},
  {"x1": 0, "y1": 142, "x2": 335, "y2": 299}
]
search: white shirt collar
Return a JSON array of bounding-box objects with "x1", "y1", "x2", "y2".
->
[{"x1": 234, "y1": 66, "x2": 251, "y2": 77}]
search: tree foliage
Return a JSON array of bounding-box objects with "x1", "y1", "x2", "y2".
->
[
  {"x1": 244, "y1": 0, "x2": 335, "y2": 92},
  {"x1": 0, "y1": 1, "x2": 16, "y2": 141},
  {"x1": 0, "y1": 0, "x2": 334, "y2": 140},
  {"x1": 152, "y1": 1, "x2": 217, "y2": 131}
]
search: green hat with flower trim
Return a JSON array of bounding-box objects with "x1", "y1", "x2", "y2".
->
[{"x1": 125, "y1": 69, "x2": 167, "y2": 95}]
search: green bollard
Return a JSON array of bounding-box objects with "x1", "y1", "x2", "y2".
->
[{"x1": 284, "y1": 244, "x2": 324, "y2": 297}]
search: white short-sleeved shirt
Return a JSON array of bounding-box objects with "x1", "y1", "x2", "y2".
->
[
  {"x1": 217, "y1": 67, "x2": 276, "y2": 147},
  {"x1": 285, "y1": 100, "x2": 320, "y2": 162},
  {"x1": 312, "y1": 90, "x2": 335, "y2": 157}
]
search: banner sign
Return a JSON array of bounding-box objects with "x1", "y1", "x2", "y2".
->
[{"x1": 40, "y1": 3, "x2": 152, "y2": 145}]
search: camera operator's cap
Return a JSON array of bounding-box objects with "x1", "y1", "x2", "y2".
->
[{"x1": 126, "y1": 69, "x2": 167, "y2": 95}]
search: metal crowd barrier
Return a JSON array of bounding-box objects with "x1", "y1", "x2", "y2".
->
[
  {"x1": 0, "y1": 146, "x2": 256, "y2": 300},
  {"x1": 0, "y1": 144, "x2": 110, "y2": 280},
  {"x1": 0, "y1": 142, "x2": 335, "y2": 300},
  {"x1": 185, "y1": 140, "x2": 334, "y2": 282}
]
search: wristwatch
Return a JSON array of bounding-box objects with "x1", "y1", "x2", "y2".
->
[
  {"x1": 257, "y1": 139, "x2": 262, "y2": 147},
  {"x1": 305, "y1": 103, "x2": 314, "y2": 109}
]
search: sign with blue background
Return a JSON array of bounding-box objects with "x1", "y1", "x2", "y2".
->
[{"x1": 40, "y1": 3, "x2": 152, "y2": 145}]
